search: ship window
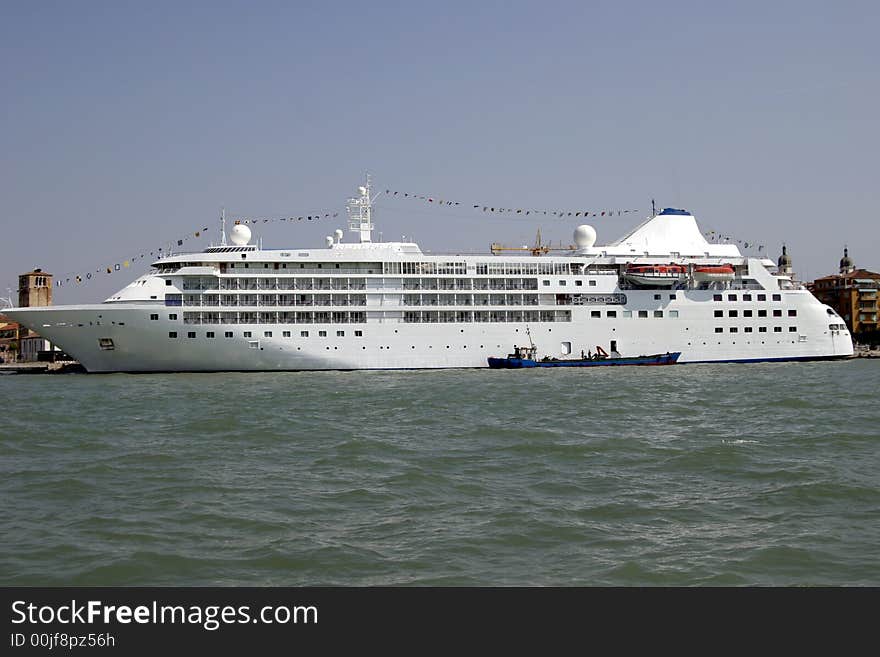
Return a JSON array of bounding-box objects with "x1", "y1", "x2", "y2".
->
[
  {"x1": 788, "y1": 309, "x2": 797, "y2": 317},
  {"x1": 606, "y1": 311, "x2": 617, "y2": 318},
  {"x1": 187, "y1": 332, "x2": 196, "y2": 338},
  {"x1": 559, "y1": 280, "x2": 566, "y2": 286},
  {"x1": 591, "y1": 311, "x2": 601, "y2": 318},
  {"x1": 669, "y1": 293, "x2": 676, "y2": 300},
  {"x1": 589, "y1": 280, "x2": 596, "y2": 286},
  {"x1": 758, "y1": 294, "x2": 766, "y2": 301},
  {"x1": 355, "y1": 330, "x2": 363, "y2": 337},
  {"x1": 654, "y1": 310, "x2": 663, "y2": 318},
  {"x1": 542, "y1": 280, "x2": 550, "y2": 286},
  {"x1": 264, "y1": 331, "x2": 272, "y2": 338},
  {"x1": 729, "y1": 327, "x2": 738, "y2": 333},
  {"x1": 575, "y1": 280, "x2": 583, "y2": 286},
  {"x1": 759, "y1": 327, "x2": 767, "y2": 333},
  {"x1": 165, "y1": 280, "x2": 172, "y2": 286},
  {"x1": 319, "y1": 330, "x2": 327, "y2": 337},
  {"x1": 789, "y1": 326, "x2": 797, "y2": 332},
  {"x1": 714, "y1": 310, "x2": 723, "y2": 317},
  {"x1": 774, "y1": 326, "x2": 782, "y2": 332},
  {"x1": 743, "y1": 294, "x2": 752, "y2": 301},
  {"x1": 715, "y1": 327, "x2": 723, "y2": 333},
  {"x1": 654, "y1": 294, "x2": 661, "y2": 300},
  {"x1": 169, "y1": 314, "x2": 177, "y2": 320},
  {"x1": 744, "y1": 310, "x2": 753, "y2": 317},
  {"x1": 337, "y1": 330, "x2": 344, "y2": 337},
  {"x1": 99, "y1": 338, "x2": 115, "y2": 351},
  {"x1": 729, "y1": 310, "x2": 738, "y2": 317},
  {"x1": 669, "y1": 310, "x2": 679, "y2": 318},
  {"x1": 225, "y1": 332, "x2": 233, "y2": 338},
  {"x1": 758, "y1": 310, "x2": 767, "y2": 318},
  {"x1": 772, "y1": 294, "x2": 781, "y2": 301},
  {"x1": 283, "y1": 331, "x2": 291, "y2": 337},
  {"x1": 638, "y1": 310, "x2": 648, "y2": 318},
  {"x1": 745, "y1": 327, "x2": 753, "y2": 333},
  {"x1": 773, "y1": 309, "x2": 782, "y2": 317},
  {"x1": 243, "y1": 331, "x2": 252, "y2": 338},
  {"x1": 300, "y1": 331, "x2": 309, "y2": 337},
  {"x1": 150, "y1": 314, "x2": 159, "y2": 320},
  {"x1": 713, "y1": 294, "x2": 722, "y2": 301},
  {"x1": 728, "y1": 294, "x2": 737, "y2": 301},
  {"x1": 623, "y1": 310, "x2": 632, "y2": 318},
  {"x1": 248, "y1": 341, "x2": 258, "y2": 348},
  {"x1": 168, "y1": 332, "x2": 177, "y2": 338}
]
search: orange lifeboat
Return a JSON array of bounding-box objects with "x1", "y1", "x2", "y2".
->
[
  {"x1": 693, "y1": 264, "x2": 735, "y2": 282},
  {"x1": 623, "y1": 264, "x2": 687, "y2": 287}
]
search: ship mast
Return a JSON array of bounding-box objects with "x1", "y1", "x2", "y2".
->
[
  {"x1": 347, "y1": 174, "x2": 375, "y2": 243},
  {"x1": 220, "y1": 207, "x2": 227, "y2": 246}
]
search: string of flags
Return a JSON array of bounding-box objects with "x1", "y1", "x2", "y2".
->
[
  {"x1": 702, "y1": 228, "x2": 765, "y2": 252},
  {"x1": 382, "y1": 189, "x2": 638, "y2": 218},
  {"x1": 52, "y1": 207, "x2": 344, "y2": 289}
]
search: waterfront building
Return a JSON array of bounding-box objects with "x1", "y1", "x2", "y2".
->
[{"x1": 808, "y1": 248, "x2": 880, "y2": 343}]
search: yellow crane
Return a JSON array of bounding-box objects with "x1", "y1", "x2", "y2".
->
[{"x1": 490, "y1": 229, "x2": 575, "y2": 257}]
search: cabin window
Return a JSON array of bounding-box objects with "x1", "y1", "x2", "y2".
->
[
  {"x1": 168, "y1": 332, "x2": 177, "y2": 338},
  {"x1": 758, "y1": 310, "x2": 767, "y2": 318},
  {"x1": 729, "y1": 327, "x2": 738, "y2": 333},
  {"x1": 283, "y1": 331, "x2": 291, "y2": 337},
  {"x1": 575, "y1": 280, "x2": 583, "y2": 286},
  {"x1": 165, "y1": 280, "x2": 172, "y2": 286},
  {"x1": 758, "y1": 294, "x2": 766, "y2": 301},
  {"x1": 355, "y1": 330, "x2": 363, "y2": 337},
  {"x1": 713, "y1": 294, "x2": 722, "y2": 301},
  {"x1": 654, "y1": 310, "x2": 663, "y2": 318},
  {"x1": 169, "y1": 314, "x2": 177, "y2": 320},
  {"x1": 248, "y1": 341, "x2": 259, "y2": 349},
  {"x1": 668, "y1": 310, "x2": 679, "y2": 318},
  {"x1": 714, "y1": 310, "x2": 723, "y2": 317},
  {"x1": 638, "y1": 310, "x2": 648, "y2": 318},
  {"x1": 728, "y1": 294, "x2": 737, "y2": 301},
  {"x1": 743, "y1": 294, "x2": 752, "y2": 301},
  {"x1": 542, "y1": 280, "x2": 550, "y2": 286},
  {"x1": 591, "y1": 311, "x2": 601, "y2": 318},
  {"x1": 99, "y1": 338, "x2": 115, "y2": 351},
  {"x1": 788, "y1": 309, "x2": 797, "y2": 317},
  {"x1": 301, "y1": 331, "x2": 309, "y2": 337},
  {"x1": 774, "y1": 326, "x2": 782, "y2": 332},
  {"x1": 187, "y1": 332, "x2": 196, "y2": 338},
  {"x1": 225, "y1": 332, "x2": 233, "y2": 338},
  {"x1": 337, "y1": 330, "x2": 345, "y2": 337},
  {"x1": 669, "y1": 293, "x2": 676, "y2": 300},
  {"x1": 773, "y1": 309, "x2": 782, "y2": 317},
  {"x1": 559, "y1": 280, "x2": 566, "y2": 286},
  {"x1": 606, "y1": 311, "x2": 617, "y2": 318},
  {"x1": 729, "y1": 310, "x2": 738, "y2": 317},
  {"x1": 150, "y1": 314, "x2": 159, "y2": 320},
  {"x1": 206, "y1": 332, "x2": 215, "y2": 338},
  {"x1": 319, "y1": 330, "x2": 327, "y2": 337},
  {"x1": 623, "y1": 310, "x2": 632, "y2": 318},
  {"x1": 654, "y1": 294, "x2": 661, "y2": 300},
  {"x1": 789, "y1": 326, "x2": 798, "y2": 332},
  {"x1": 759, "y1": 327, "x2": 767, "y2": 333},
  {"x1": 715, "y1": 327, "x2": 723, "y2": 333},
  {"x1": 773, "y1": 294, "x2": 782, "y2": 301},
  {"x1": 243, "y1": 331, "x2": 252, "y2": 338},
  {"x1": 264, "y1": 331, "x2": 272, "y2": 338},
  {"x1": 745, "y1": 327, "x2": 753, "y2": 333},
  {"x1": 588, "y1": 280, "x2": 596, "y2": 286},
  {"x1": 744, "y1": 310, "x2": 753, "y2": 317}
]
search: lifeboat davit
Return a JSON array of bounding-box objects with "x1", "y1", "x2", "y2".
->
[
  {"x1": 693, "y1": 264, "x2": 735, "y2": 283},
  {"x1": 623, "y1": 264, "x2": 687, "y2": 287}
]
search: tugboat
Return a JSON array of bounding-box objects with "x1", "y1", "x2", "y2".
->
[{"x1": 487, "y1": 336, "x2": 680, "y2": 369}]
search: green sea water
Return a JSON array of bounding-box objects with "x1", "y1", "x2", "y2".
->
[{"x1": 1, "y1": 360, "x2": 878, "y2": 586}]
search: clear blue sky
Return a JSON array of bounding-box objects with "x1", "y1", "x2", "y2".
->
[{"x1": 2, "y1": 0, "x2": 877, "y2": 304}]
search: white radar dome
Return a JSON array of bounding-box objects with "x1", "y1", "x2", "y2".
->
[
  {"x1": 574, "y1": 224, "x2": 597, "y2": 248},
  {"x1": 230, "y1": 224, "x2": 252, "y2": 246}
]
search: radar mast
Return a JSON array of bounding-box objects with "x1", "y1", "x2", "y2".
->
[{"x1": 347, "y1": 174, "x2": 375, "y2": 243}]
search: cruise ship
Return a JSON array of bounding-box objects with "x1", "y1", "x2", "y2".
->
[{"x1": 5, "y1": 180, "x2": 853, "y2": 371}]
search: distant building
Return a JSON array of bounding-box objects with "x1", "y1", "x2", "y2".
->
[
  {"x1": 12, "y1": 269, "x2": 63, "y2": 362},
  {"x1": 809, "y1": 248, "x2": 880, "y2": 344},
  {"x1": 0, "y1": 316, "x2": 20, "y2": 363}
]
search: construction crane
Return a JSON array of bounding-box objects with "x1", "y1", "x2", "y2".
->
[{"x1": 490, "y1": 229, "x2": 575, "y2": 257}]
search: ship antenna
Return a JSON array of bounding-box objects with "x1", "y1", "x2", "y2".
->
[
  {"x1": 220, "y1": 207, "x2": 227, "y2": 246},
  {"x1": 347, "y1": 173, "x2": 380, "y2": 243}
]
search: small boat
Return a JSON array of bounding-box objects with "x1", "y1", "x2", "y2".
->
[
  {"x1": 488, "y1": 343, "x2": 680, "y2": 368},
  {"x1": 693, "y1": 264, "x2": 735, "y2": 282},
  {"x1": 623, "y1": 264, "x2": 687, "y2": 287}
]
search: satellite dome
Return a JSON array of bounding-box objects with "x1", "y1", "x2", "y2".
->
[
  {"x1": 573, "y1": 224, "x2": 597, "y2": 248},
  {"x1": 230, "y1": 223, "x2": 252, "y2": 246}
]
